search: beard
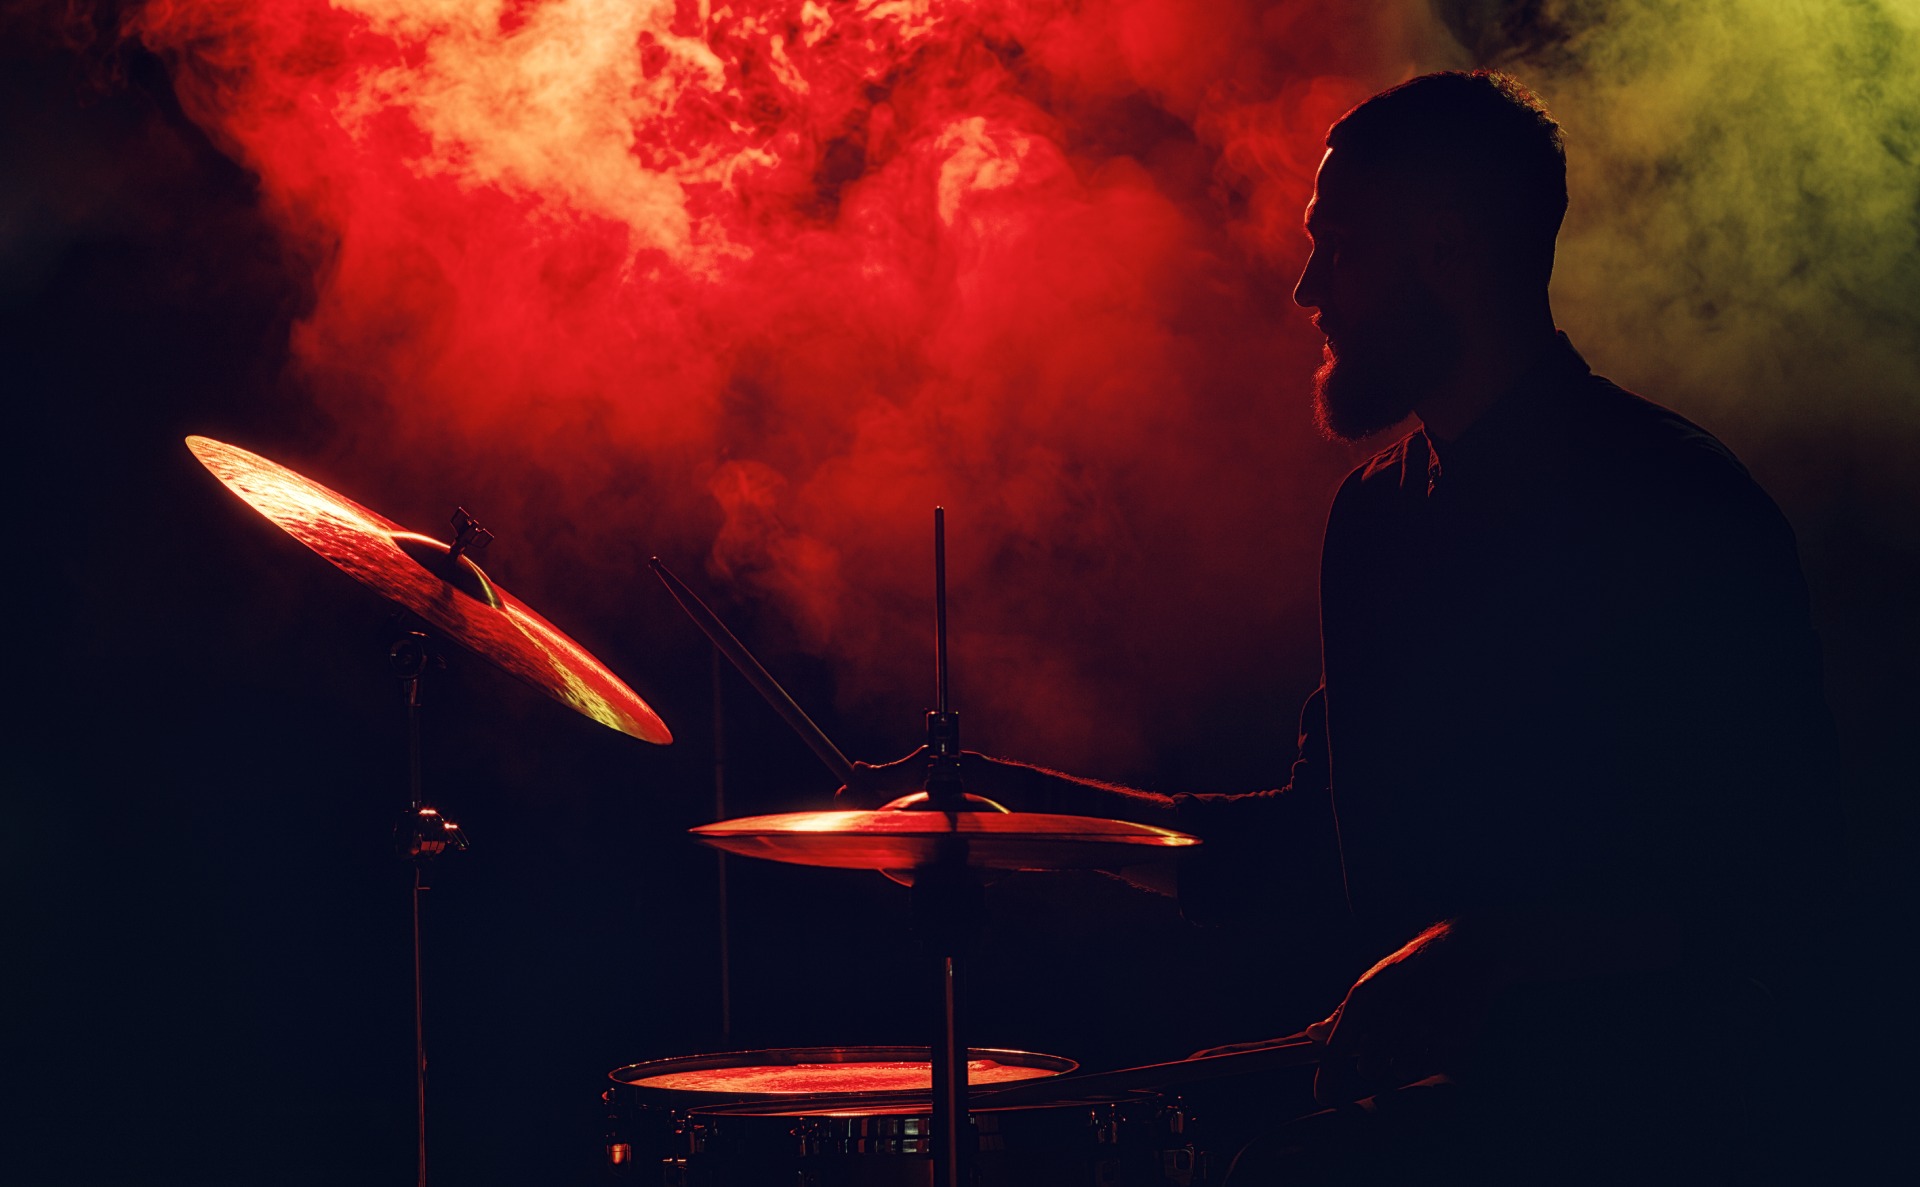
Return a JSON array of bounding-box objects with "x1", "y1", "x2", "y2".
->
[{"x1": 1312, "y1": 280, "x2": 1461, "y2": 442}]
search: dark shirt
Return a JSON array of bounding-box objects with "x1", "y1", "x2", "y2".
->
[{"x1": 1175, "y1": 335, "x2": 1839, "y2": 985}]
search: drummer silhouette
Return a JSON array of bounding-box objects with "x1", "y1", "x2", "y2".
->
[{"x1": 846, "y1": 70, "x2": 1846, "y2": 1184}]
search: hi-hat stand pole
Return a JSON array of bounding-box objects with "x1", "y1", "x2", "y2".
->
[{"x1": 920, "y1": 506, "x2": 973, "y2": 1187}]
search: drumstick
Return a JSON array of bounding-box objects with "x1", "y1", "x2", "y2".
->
[
  {"x1": 650, "y1": 558, "x2": 858, "y2": 787},
  {"x1": 969, "y1": 1036, "x2": 1320, "y2": 1106}
]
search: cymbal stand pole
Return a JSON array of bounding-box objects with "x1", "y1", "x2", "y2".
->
[
  {"x1": 920, "y1": 506, "x2": 971, "y2": 1187},
  {"x1": 390, "y1": 631, "x2": 467, "y2": 1187},
  {"x1": 410, "y1": 869, "x2": 427, "y2": 1187},
  {"x1": 712, "y1": 647, "x2": 733, "y2": 1043}
]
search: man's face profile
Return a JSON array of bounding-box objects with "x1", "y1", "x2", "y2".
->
[{"x1": 1294, "y1": 148, "x2": 1462, "y2": 442}]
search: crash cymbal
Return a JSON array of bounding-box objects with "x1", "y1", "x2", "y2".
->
[
  {"x1": 691, "y1": 808, "x2": 1196, "y2": 872},
  {"x1": 186, "y1": 435, "x2": 671, "y2": 744}
]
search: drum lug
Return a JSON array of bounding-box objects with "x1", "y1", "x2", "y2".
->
[{"x1": 1160, "y1": 1146, "x2": 1198, "y2": 1186}]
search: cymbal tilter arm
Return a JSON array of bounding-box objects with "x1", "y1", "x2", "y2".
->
[{"x1": 445, "y1": 507, "x2": 493, "y2": 567}]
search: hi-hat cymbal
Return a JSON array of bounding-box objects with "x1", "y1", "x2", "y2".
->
[
  {"x1": 691, "y1": 809, "x2": 1197, "y2": 872},
  {"x1": 186, "y1": 435, "x2": 671, "y2": 744}
]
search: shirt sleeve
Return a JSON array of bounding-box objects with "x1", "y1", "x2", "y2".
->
[
  {"x1": 1169, "y1": 684, "x2": 1347, "y2": 930},
  {"x1": 1611, "y1": 452, "x2": 1845, "y2": 972}
]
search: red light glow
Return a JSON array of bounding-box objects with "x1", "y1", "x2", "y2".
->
[{"x1": 138, "y1": 1, "x2": 1432, "y2": 768}]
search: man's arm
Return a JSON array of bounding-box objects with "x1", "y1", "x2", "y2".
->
[
  {"x1": 838, "y1": 686, "x2": 1337, "y2": 910},
  {"x1": 837, "y1": 753, "x2": 1181, "y2": 894},
  {"x1": 838, "y1": 748, "x2": 1179, "y2": 825}
]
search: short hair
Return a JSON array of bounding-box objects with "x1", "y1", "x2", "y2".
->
[{"x1": 1327, "y1": 71, "x2": 1567, "y2": 286}]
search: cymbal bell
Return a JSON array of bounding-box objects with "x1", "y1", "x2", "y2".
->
[
  {"x1": 691, "y1": 808, "x2": 1197, "y2": 872},
  {"x1": 186, "y1": 435, "x2": 671, "y2": 744}
]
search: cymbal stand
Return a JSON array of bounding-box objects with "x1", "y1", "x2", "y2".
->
[
  {"x1": 390, "y1": 628, "x2": 469, "y2": 1187},
  {"x1": 917, "y1": 507, "x2": 977, "y2": 1187},
  {"x1": 712, "y1": 647, "x2": 733, "y2": 1043}
]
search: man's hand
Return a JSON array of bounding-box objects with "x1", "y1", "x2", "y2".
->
[
  {"x1": 835, "y1": 748, "x2": 1048, "y2": 809},
  {"x1": 835, "y1": 747, "x2": 936, "y2": 808},
  {"x1": 1311, "y1": 921, "x2": 1493, "y2": 1106}
]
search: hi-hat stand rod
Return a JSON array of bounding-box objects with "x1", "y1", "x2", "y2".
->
[
  {"x1": 920, "y1": 507, "x2": 970, "y2": 1187},
  {"x1": 926, "y1": 509, "x2": 962, "y2": 812},
  {"x1": 917, "y1": 863, "x2": 974, "y2": 1187},
  {"x1": 935, "y1": 507, "x2": 950, "y2": 717}
]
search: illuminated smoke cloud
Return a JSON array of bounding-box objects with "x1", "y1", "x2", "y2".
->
[
  {"x1": 1536, "y1": 0, "x2": 1920, "y2": 443},
  {"x1": 129, "y1": 0, "x2": 1422, "y2": 775},
  {"x1": 132, "y1": 0, "x2": 1917, "y2": 777}
]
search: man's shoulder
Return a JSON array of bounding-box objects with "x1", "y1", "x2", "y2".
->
[
  {"x1": 1572, "y1": 372, "x2": 1762, "y2": 500},
  {"x1": 1571, "y1": 373, "x2": 1808, "y2": 573},
  {"x1": 1327, "y1": 364, "x2": 1767, "y2": 510}
]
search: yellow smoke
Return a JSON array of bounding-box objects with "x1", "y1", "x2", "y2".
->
[{"x1": 1533, "y1": 0, "x2": 1920, "y2": 446}]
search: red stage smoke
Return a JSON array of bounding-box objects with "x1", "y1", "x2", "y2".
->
[{"x1": 134, "y1": 0, "x2": 1441, "y2": 775}]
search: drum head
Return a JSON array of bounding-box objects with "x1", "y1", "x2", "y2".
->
[{"x1": 607, "y1": 1046, "x2": 1076, "y2": 1101}]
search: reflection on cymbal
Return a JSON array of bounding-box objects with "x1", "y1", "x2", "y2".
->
[
  {"x1": 186, "y1": 435, "x2": 670, "y2": 744},
  {"x1": 609, "y1": 1046, "x2": 1076, "y2": 1096},
  {"x1": 691, "y1": 809, "x2": 1197, "y2": 871}
]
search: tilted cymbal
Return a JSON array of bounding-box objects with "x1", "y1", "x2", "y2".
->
[
  {"x1": 186, "y1": 435, "x2": 671, "y2": 744},
  {"x1": 691, "y1": 809, "x2": 1197, "y2": 872}
]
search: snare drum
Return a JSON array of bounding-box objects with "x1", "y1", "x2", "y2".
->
[
  {"x1": 683, "y1": 1090, "x2": 1201, "y2": 1186},
  {"x1": 603, "y1": 1046, "x2": 1077, "y2": 1180}
]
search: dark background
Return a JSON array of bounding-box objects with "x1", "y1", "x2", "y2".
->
[{"x1": 5, "y1": 8, "x2": 1913, "y2": 1186}]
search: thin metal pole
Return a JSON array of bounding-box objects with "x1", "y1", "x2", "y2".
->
[
  {"x1": 712, "y1": 647, "x2": 733, "y2": 1043},
  {"x1": 934, "y1": 508, "x2": 949, "y2": 715},
  {"x1": 405, "y1": 683, "x2": 429, "y2": 1187},
  {"x1": 412, "y1": 865, "x2": 428, "y2": 1187},
  {"x1": 933, "y1": 950, "x2": 962, "y2": 1187},
  {"x1": 393, "y1": 637, "x2": 430, "y2": 1187},
  {"x1": 405, "y1": 676, "x2": 424, "y2": 811},
  {"x1": 923, "y1": 508, "x2": 967, "y2": 1187}
]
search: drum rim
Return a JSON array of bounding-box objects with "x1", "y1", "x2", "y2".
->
[
  {"x1": 685, "y1": 1087, "x2": 1164, "y2": 1119},
  {"x1": 606, "y1": 1045, "x2": 1079, "y2": 1097}
]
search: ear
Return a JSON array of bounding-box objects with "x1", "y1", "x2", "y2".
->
[{"x1": 1421, "y1": 207, "x2": 1475, "y2": 274}]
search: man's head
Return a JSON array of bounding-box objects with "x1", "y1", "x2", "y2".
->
[{"x1": 1294, "y1": 71, "x2": 1566, "y2": 441}]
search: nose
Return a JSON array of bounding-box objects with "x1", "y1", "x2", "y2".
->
[{"x1": 1293, "y1": 245, "x2": 1323, "y2": 311}]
